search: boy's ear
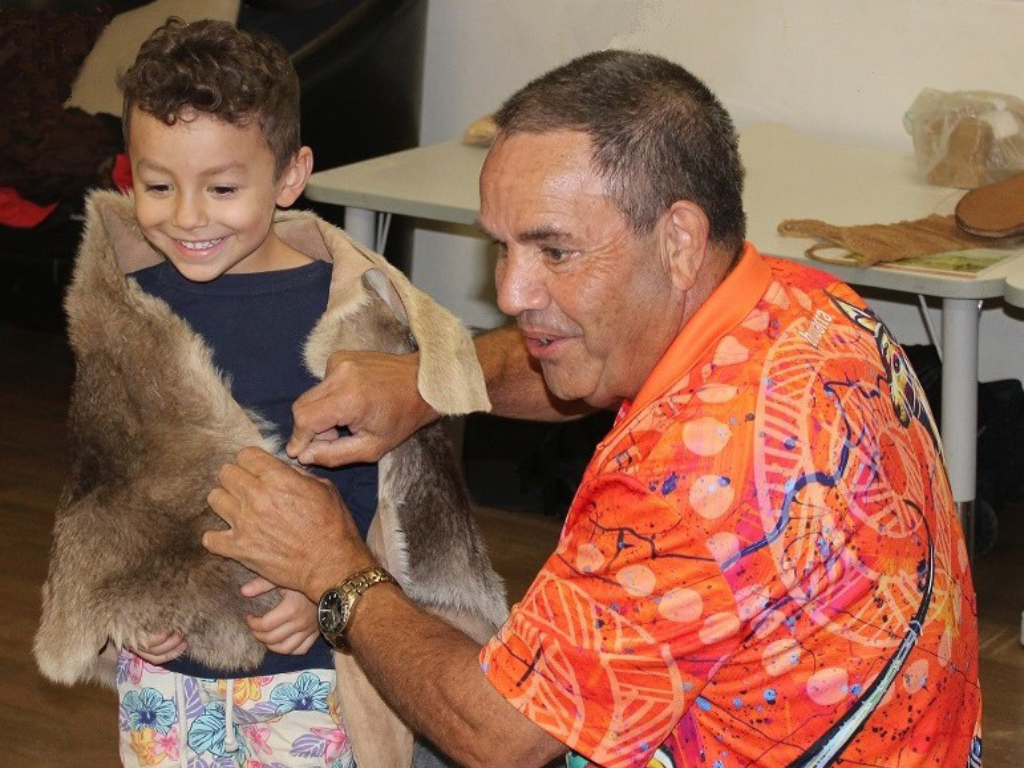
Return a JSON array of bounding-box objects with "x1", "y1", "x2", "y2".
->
[
  {"x1": 659, "y1": 200, "x2": 710, "y2": 292},
  {"x1": 276, "y1": 146, "x2": 314, "y2": 207}
]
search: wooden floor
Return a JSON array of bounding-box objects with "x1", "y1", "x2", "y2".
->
[{"x1": 2, "y1": 320, "x2": 1021, "y2": 766}]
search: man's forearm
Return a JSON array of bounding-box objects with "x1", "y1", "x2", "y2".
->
[
  {"x1": 345, "y1": 583, "x2": 566, "y2": 768},
  {"x1": 475, "y1": 325, "x2": 592, "y2": 421}
]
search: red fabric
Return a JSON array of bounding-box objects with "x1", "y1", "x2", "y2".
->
[
  {"x1": 112, "y1": 153, "x2": 133, "y2": 193},
  {"x1": 0, "y1": 187, "x2": 58, "y2": 227}
]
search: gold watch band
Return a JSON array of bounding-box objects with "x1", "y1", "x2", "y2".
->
[{"x1": 318, "y1": 565, "x2": 399, "y2": 652}]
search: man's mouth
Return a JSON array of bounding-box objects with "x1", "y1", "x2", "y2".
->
[{"x1": 522, "y1": 329, "x2": 566, "y2": 357}]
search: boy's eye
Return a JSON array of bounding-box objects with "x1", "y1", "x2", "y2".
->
[
  {"x1": 210, "y1": 186, "x2": 238, "y2": 196},
  {"x1": 144, "y1": 183, "x2": 170, "y2": 194}
]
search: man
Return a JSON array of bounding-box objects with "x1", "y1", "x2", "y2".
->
[{"x1": 205, "y1": 51, "x2": 982, "y2": 768}]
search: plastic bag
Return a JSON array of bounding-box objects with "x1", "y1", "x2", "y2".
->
[{"x1": 904, "y1": 88, "x2": 1024, "y2": 189}]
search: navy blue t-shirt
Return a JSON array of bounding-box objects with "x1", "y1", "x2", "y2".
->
[{"x1": 131, "y1": 258, "x2": 378, "y2": 676}]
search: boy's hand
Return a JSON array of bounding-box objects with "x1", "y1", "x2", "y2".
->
[
  {"x1": 128, "y1": 631, "x2": 188, "y2": 665},
  {"x1": 243, "y1": 577, "x2": 320, "y2": 655},
  {"x1": 287, "y1": 349, "x2": 436, "y2": 467}
]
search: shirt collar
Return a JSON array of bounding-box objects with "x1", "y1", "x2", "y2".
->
[{"x1": 621, "y1": 241, "x2": 771, "y2": 420}]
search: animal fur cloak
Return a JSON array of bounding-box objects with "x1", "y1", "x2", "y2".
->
[{"x1": 34, "y1": 190, "x2": 507, "y2": 768}]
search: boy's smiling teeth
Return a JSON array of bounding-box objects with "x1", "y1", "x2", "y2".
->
[{"x1": 177, "y1": 238, "x2": 224, "y2": 250}]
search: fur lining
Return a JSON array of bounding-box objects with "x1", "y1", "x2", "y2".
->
[
  {"x1": 35, "y1": 191, "x2": 506, "y2": 694},
  {"x1": 35, "y1": 192, "x2": 281, "y2": 682}
]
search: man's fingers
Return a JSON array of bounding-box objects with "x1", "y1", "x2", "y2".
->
[
  {"x1": 207, "y1": 486, "x2": 239, "y2": 525},
  {"x1": 214, "y1": 461, "x2": 255, "y2": 500},
  {"x1": 288, "y1": 349, "x2": 428, "y2": 466},
  {"x1": 286, "y1": 431, "x2": 312, "y2": 460},
  {"x1": 310, "y1": 428, "x2": 342, "y2": 443},
  {"x1": 289, "y1": 379, "x2": 356, "y2": 455},
  {"x1": 287, "y1": 427, "x2": 340, "y2": 461},
  {"x1": 234, "y1": 445, "x2": 283, "y2": 475},
  {"x1": 202, "y1": 528, "x2": 234, "y2": 559},
  {"x1": 288, "y1": 351, "x2": 388, "y2": 458},
  {"x1": 297, "y1": 432, "x2": 385, "y2": 467},
  {"x1": 211, "y1": 449, "x2": 291, "y2": 520}
]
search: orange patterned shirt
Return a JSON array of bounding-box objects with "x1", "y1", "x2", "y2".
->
[{"x1": 481, "y1": 244, "x2": 981, "y2": 768}]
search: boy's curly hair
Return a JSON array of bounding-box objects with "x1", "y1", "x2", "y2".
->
[{"x1": 119, "y1": 18, "x2": 300, "y2": 177}]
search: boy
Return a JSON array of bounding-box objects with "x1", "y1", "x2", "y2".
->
[
  {"x1": 35, "y1": 16, "x2": 504, "y2": 768},
  {"x1": 114, "y1": 18, "x2": 365, "y2": 767}
]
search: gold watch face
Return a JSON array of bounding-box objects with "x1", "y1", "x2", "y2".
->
[
  {"x1": 317, "y1": 589, "x2": 348, "y2": 639},
  {"x1": 317, "y1": 567, "x2": 397, "y2": 651}
]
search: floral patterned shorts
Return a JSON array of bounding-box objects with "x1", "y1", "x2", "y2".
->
[{"x1": 116, "y1": 651, "x2": 353, "y2": 768}]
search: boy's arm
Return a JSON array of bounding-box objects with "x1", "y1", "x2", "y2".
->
[{"x1": 287, "y1": 324, "x2": 592, "y2": 468}]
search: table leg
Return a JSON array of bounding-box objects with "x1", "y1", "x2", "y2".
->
[
  {"x1": 940, "y1": 297, "x2": 981, "y2": 560},
  {"x1": 343, "y1": 207, "x2": 378, "y2": 250}
]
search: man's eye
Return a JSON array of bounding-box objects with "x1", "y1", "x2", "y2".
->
[{"x1": 542, "y1": 247, "x2": 567, "y2": 262}]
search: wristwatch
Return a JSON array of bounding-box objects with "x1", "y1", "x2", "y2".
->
[{"x1": 317, "y1": 566, "x2": 399, "y2": 652}]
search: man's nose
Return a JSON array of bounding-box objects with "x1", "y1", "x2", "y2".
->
[
  {"x1": 173, "y1": 192, "x2": 208, "y2": 230},
  {"x1": 495, "y1": 250, "x2": 547, "y2": 316}
]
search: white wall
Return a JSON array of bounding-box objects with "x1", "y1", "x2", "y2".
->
[{"x1": 410, "y1": 0, "x2": 1024, "y2": 382}]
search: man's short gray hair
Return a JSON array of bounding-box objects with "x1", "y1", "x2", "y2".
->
[{"x1": 494, "y1": 50, "x2": 746, "y2": 256}]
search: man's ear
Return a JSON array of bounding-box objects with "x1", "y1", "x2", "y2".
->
[
  {"x1": 276, "y1": 146, "x2": 314, "y2": 207},
  {"x1": 660, "y1": 200, "x2": 710, "y2": 292}
]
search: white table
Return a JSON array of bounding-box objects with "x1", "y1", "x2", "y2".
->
[
  {"x1": 306, "y1": 140, "x2": 485, "y2": 245},
  {"x1": 740, "y1": 123, "x2": 1024, "y2": 556},
  {"x1": 306, "y1": 122, "x2": 1024, "y2": 554},
  {"x1": 1006, "y1": 262, "x2": 1024, "y2": 309}
]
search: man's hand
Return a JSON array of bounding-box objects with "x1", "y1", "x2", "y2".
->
[
  {"x1": 204, "y1": 447, "x2": 375, "y2": 601},
  {"x1": 243, "y1": 578, "x2": 320, "y2": 655},
  {"x1": 128, "y1": 631, "x2": 188, "y2": 665},
  {"x1": 287, "y1": 350, "x2": 437, "y2": 467}
]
